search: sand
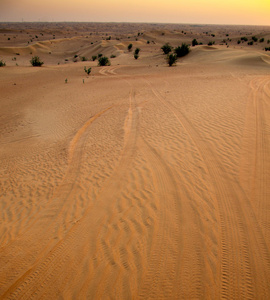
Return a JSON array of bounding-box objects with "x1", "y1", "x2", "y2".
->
[{"x1": 0, "y1": 22, "x2": 270, "y2": 299}]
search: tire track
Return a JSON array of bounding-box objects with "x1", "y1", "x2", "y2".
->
[{"x1": 145, "y1": 79, "x2": 270, "y2": 298}]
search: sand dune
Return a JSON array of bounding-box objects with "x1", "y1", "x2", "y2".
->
[{"x1": 0, "y1": 22, "x2": 270, "y2": 299}]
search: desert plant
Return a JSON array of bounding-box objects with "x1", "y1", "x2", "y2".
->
[
  {"x1": 265, "y1": 47, "x2": 270, "y2": 51},
  {"x1": 110, "y1": 54, "x2": 116, "y2": 58},
  {"x1": 92, "y1": 55, "x2": 97, "y2": 61},
  {"x1": 134, "y1": 54, "x2": 139, "y2": 60},
  {"x1": 134, "y1": 48, "x2": 140, "y2": 55},
  {"x1": 208, "y1": 41, "x2": 215, "y2": 46},
  {"x1": 98, "y1": 56, "x2": 110, "y2": 66},
  {"x1": 84, "y1": 66, "x2": 91, "y2": 75},
  {"x1": 167, "y1": 54, "x2": 177, "y2": 66},
  {"x1": 98, "y1": 53, "x2": 103, "y2": 58},
  {"x1": 128, "y1": 43, "x2": 133, "y2": 51},
  {"x1": 174, "y1": 43, "x2": 190, "y2": 57},
  {"x1": 248, "y1": 41, "x2": 254, "y2": 45},
  {"x1": 30, "y1": 56, "x2": 44, "y2": 67},
  {"x1": 147, "y1": 40, "x2": 150, "y2": 44},
  {"x1": 237, "y1": 40, "x2": 241, "y2": 44},
  {"x1": 259, "y1": 38, "x2": 264, "y2": 43},
  {"x1": 161, "y1": 43, "x2": 173, "y2": 54},
  {"x1": 81, "y1": 56, "x2": 88, "y2": 61},
  {"x1": 192, "y1": 39, "x2": 198, "y2": 46},
  {"x1": 65, "y1": 78, "x2": 68, "y2": 84},
  {"x1": 241, "y1": 37, "x2": 248, "y2": 42},
  {"x1": 268, "y1": 40, "x2": 270, "y2": 44},
  {"x1": 0, "y1": 60, "x2": 6, "y2": 67},
  {"x1": 252, "y1": 36, "x2": 258, "y2": 42}
]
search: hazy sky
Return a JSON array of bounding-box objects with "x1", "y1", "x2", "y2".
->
[{"x1": 1, "y1": 0, "x2": 270, "y2": 25}]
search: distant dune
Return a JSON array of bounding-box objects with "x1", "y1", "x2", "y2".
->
[{"x1": 0, "y1": 22, "x2": 270, "y2": 299}]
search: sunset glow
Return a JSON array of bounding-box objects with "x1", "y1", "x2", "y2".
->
[{"x1": 1, "y1": 0, "x2": 270, "y2": 25}]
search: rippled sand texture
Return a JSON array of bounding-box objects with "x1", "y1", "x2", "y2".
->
[{"x1": 1, "y1": 23, "x2": 270, "y2": 299}]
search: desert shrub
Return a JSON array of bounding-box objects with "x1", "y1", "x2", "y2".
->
[
  {"x1": 81, "y1": 56, "x2": 88, "y2": 61},
  {"x1": 134, "y1": 54, "x2": 139, "y2": 60},
  {"x1": 167, "y1": 54, "x2": 177, "y2": 66},
  {"x1": 192, "y1": 39, "x2": 198, "y2": 46},
  {"x1": 237, "y1": 40, "x2": 241, "y2": 44},
  {"x1": 161, "y1": 43, "x2": 173, "y2": 54},
  {"x1": 74, "y1": 54, "x2": 78, "y2": 58},
  {"x1": 147, "y1": 40, "x2": 150, "y2": 44},
  {"x1": 268, "y1": 40, "x2": 270, "y2": 44},
  {"x1": 248, "y1": 41, "x2": 254, "y2": 45},
  {"x1": 0, "y1": 60, "x2": 6, "y2": 67},
  {"x1": 110, "y1": 54, "x2": 116, "y2": 58},
  {"x1": 30, "y1": 56, "x2": 44, "y2": 67},
  {"x1": 208, "y1": 41, "x2": 215, "y2": 46},
  {"x1": 92, "y1": 55, "x2": 97, "y2": 61},
  {"x1": 252, "y1": 36, "x2": 258, "y2": 42},
  {"x1": 259, "y1": 38, "x2": 264, "y2": 43},
  {"x1": 98, "y1": 53, "x2": 103, "y2": 58},
  {"x1": 241, "y1": 37, "x2": 248, "y2": 41},
  {"x1": 128, "y1": 43, "x2": 133, "y2": 51},
  {"x1": 84, "y1": 66, "x2": 91, "y2": 75},
  {"x1": 265, "y1": 47, "x2": 270, "y2": 51},
  {"x1": 174, "y1": 43, "x2": 190, "y2": 57},
  {"x1": 211, "y1": 34, "x2": 215, "y2": 37},
  {"x1": 134, "y1": 48, "x2": 140, "y2": 55},
  {"x1": 98, "y1": 56, "x2": 110, "y2": 66}
]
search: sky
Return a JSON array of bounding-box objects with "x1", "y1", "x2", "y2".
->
[{"x1": 0, "y1": 0, "x2": 270, "y2": 25}]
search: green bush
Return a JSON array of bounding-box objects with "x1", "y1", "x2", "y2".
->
[
  {"x1": 174, "y1": 43, "x2": 190, "y2": 57},
  {"x1": 128, "y1": 43, "x2": 133, "y2": 51},
  {"x1": 161, "y1": 43, "x2": 173, "y2": 54},
  {"x1": 84, "y1": 66, "x2": 91, "y2": 75},
  {"x1": 98, "y1": 53, "x2": 103, "y2": 58},
  {"x1": 208, "y1": 41, "x2": 215, "y2": 46},
  {"x1": 81, "y1": 56, "x2": 88, "y2": 61},
  {"x1": 265, "y1": 47, "x2": 270, "y2": 51},
  {"x1": 110, "y1": 54, "x2": 116, "y2": 58},
  {"x1": 92, "y1": 55, "x2": 97, "y2": 61},
  {"x1": 134, "y1": 48, "x2": 140, "y2": 55},
  {"x1": 167, "y1": 54, "x2": 177, "y2": 66},
  {"x1": 98, "y1": 56, "x2": 110, "y2": 66},
  {"x1": 259, "y1": 38, "x2": 264, "y2": 43},
  {"x1": 0, "y1": 60, "x2": 6, "y2": 67},
  {"x1": 241, "y1": 37, "x2": 248, "y2": 42},
  {"x1": 252, "y1": 36, "x2": 258, "y2": 42},
  {"x1": 30, "y1": 56, "x2": 44, "y2": 67},
  {"x1": 134, "y1": 54, "x2": 139, "y2": 60},
  {"x1": 192, "y1": 39, "x2": 198, "y2": 46},
  {"x1": 248, "y1": 41, "x2": 254, "y2": 45}
]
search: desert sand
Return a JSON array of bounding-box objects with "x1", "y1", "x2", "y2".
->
[{"x1": 0, "y1": 22, "x2": 270, "y2": 299}]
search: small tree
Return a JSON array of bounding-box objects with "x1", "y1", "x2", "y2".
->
[
  {"x1": 92, "y1": 55, "x2": 97, "y2": 61},
  {"x1": 30, "y1": 56, "x2": 44, "y2": 67},
  {"x1": 134, "y1": 48, "x2": 140, "y2": 55},
  {"x1": 84, "y1": 66, "x2": 91, "y2": 75},
  {"x1": 192, "y1": 39, "x2": 198, "y2": 46},
  {"x1": 174, "y1": 43, "x2": 190, "y2": 57},
  {"x1": 161, "y1": 43, "x2": 173, "y2": 54},
  {"x1": 128, "y1": 43, "x2": 133, "y2": 51},
  {"x1": 98, "y1": 56, "x2": 110, "y2": 66},
  {"x1": 167, "y1": 54, "x2": 177, "y2": 66},
  {"x1": 134, "y1": 48, "x2": 140, "y2": 59},
  {"x1": 0, "y1": 59, "x2": 6, "y2": 67}
]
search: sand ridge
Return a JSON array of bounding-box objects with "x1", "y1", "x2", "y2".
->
[{"x1": 0, "y1": 22, "x2": 270, "y2": 299}]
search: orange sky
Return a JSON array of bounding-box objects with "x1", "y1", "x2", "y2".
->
[{"x1": 1, "y1": 0, "x2": 270, "y2": 25}]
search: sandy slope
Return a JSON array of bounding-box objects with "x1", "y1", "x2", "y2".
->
[{"x1": 0, "y1": 23, "x2": 270, "y2": 299}]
